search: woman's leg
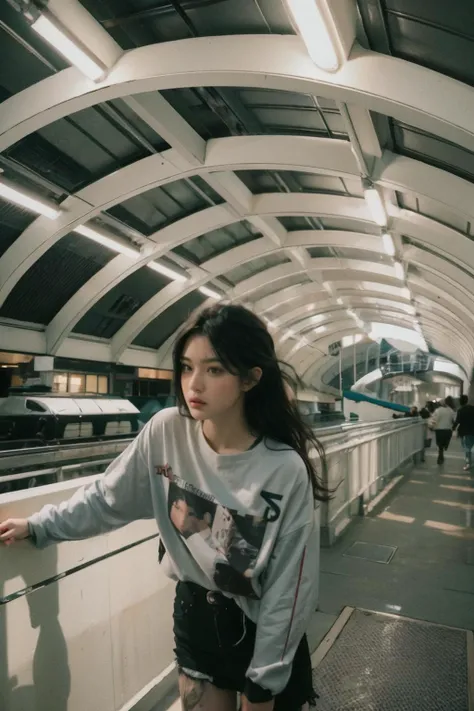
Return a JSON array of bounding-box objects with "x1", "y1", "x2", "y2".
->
[{"x1": 179, "y1": 672, "x2": 236, "y2": 711}]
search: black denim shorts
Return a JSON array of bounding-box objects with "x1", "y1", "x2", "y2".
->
[{"x1": 173, "y1": 581, "x2": 317, "y2": 710}]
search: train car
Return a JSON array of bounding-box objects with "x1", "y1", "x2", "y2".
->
[{"x1": 0, "y1": 390, "x2": 140, "y2": 447}]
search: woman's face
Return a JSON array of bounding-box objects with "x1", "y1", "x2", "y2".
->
[{"x1": 180, "y1": 335, "x2": 246, "y2": 421}]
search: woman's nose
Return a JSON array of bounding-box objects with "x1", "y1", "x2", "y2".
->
[{"x1": 189, "y1": 371, "x2": 204, "y2": 391}]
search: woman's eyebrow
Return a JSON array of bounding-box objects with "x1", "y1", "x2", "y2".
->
[{"x1": 181, "y1": 357, "x2": 221, "y2": 363}]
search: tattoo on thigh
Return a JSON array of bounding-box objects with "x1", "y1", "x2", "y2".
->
[{"x1": 180, "y1": 674, "x2": 206, "y2": 711}]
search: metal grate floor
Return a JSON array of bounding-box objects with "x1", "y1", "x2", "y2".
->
[
  {"x1": 343, "y1": 541, "x2": 397, "y2": 564},
  {"x1": 313, "y1": 609, "x2": 470, "y2": 711}
]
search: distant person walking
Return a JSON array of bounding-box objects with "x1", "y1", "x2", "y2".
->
[
  {"x1": 453, "y1": 395, "x2": 474, "y2": 471},
  {"x1": 419, "y1": 402, "x2": 435, "y2": 462},
  {"x1": 430, "y1": 397, "x2": 456, "y2": 465}
]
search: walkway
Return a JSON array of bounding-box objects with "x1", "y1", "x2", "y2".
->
[{"x1": 312, "y1": 438, "x2": 474, "y2": 710}]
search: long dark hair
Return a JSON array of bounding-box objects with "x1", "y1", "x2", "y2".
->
[{"x1": 172, "y1": 303, "x2": 330, "y2": 503}]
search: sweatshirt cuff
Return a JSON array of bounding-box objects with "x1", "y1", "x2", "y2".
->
[{"x1": 243, "y1": 678, "x2": 274, "y2": 703}]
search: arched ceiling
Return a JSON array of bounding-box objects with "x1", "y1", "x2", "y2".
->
[{"x1": 0, "y1": 0, "x2": 473, "y2": 389}]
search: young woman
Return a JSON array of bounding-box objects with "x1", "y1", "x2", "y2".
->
[{"x1": 0, "y1": 304, "x2": 328, "y2": 711}]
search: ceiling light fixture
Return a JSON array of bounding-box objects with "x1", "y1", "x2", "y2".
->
[
  {"x1": 30, "y1": 11, "x2": 106, "y2": 81},
  {"x1": 199, "y1": 286, "x2": 221, "y2": 300},
  {"x1": 285, "y1": 0, "x2": 341, "y2": 71},
  {"x1": 148, "y1": 260, "x2": 188, "y2": 282},
  {"x1": 0, "y1": 177, "x2": 60, "y2": 219},
  {"x1": 362, "y1": 179, "x2": 387, "y2": 227},
  {"x1": 74, "y1": 224, "x2": 139, "y2": 259},
  {"x1": 382, "y1": 232, "x2": 395, "y2": 257}
]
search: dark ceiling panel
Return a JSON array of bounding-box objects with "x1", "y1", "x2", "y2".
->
[
  {"x1": 107, "y1": 179, "x2": 209, "y2": 235},
  {"x1": 224, "y1": 254, "x2": 290, "y2": 284},
  {"x1": 5, "y1": 133, "x2": 91, "y2": 193},
  {"x1": 383, "y1": 0, "x2": 474, "y2": 87},
  {"x1": 278, "y1": 216, "x2": 312, "y2": 231},
  {"x1": 74, "y1": 266, "x2": 171, "y2": 339},
  {"x1": 82, "y1": 0, "x2": 293, "y2": 48},
  {"x1": 0, "y1": 199, "x2": 37, "y2": 258},
  {"x1": 37, "y1": 110, "x2": 149, "y2": 181},
  {"x1": 173, "y1": 221, "x2": 258, "y2": 264},
  {"x1": 0, "y1": 233, "x2": 114, "y2": 324},
  {"x1": 133, "y1": 291, "x2": 207, "y2": 350},
  {"x1": 0, "y1": 4, "x2": 61, "y2": 93},
  {"x1": 161, "y1": 88, "x2": 232, "y2": 139},
  {"x1": 306, "y1": 247, "x2": 333, "y2": 259},
  {"x1": 238, "y1": 170, "x2": 360, "y2": 196},
  {"x1": 391, "y1": 119, "x2": 474, "y2": 183},
  {"x1": 235, "y1": 89, "x2": 347, "y2": 138}
]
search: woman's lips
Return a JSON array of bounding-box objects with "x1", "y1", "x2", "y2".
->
[{"x1": 189, "y1": 399, "x2": 206, "y2": 407}]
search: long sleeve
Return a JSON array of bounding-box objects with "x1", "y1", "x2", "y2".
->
[
  {"x1": 28, "y1": 423, "x2": 155, "y2": 549},
  {"x1": 243, "y1": 506, "x2": 320, "y2": 701}
]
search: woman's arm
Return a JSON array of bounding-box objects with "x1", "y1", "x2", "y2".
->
[
  {"x1": 243, "y1": 506, "x2": 320, "y2": 704},
  {"x1": 3, "y1": 422, "x2": 156, "y2": 549}
]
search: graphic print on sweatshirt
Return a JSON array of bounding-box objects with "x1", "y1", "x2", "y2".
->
[{"x1": 156, "y1": 464, "x2": 282, "y2": 599}]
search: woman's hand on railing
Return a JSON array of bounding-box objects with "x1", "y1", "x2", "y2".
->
[{"x1": 0, "y1": 518, "x2": 30, "y2": 545}]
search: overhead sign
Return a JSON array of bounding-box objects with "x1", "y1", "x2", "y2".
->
[{"x1": 328, "y1": 340, "x2": 342, "y2": 357}]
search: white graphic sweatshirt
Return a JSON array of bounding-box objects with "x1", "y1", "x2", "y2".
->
[{"x1": 28, "y1": 407, "x2": 320, "y2": 698}]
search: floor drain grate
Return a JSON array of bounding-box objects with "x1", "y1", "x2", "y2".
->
[{"x1": 343, "y1": 540, "x2": 397, "y2": 564}]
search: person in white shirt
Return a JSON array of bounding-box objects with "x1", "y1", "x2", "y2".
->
[
  {"x1": 430, "y1": 397, "x2": 456, "y2": 464},
  {"x1": 0, "y1": 303, "x2": 329, "y2": 711}
]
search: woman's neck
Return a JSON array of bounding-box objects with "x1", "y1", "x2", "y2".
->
[{"x1": 202, "y1": 409, "x2": 256, "y2": 454}]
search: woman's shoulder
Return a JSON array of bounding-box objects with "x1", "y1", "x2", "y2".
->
[
  {"x1": 261, "y1": 438, "x2": 309, "y2": 476},
  {"x1": 147, "y1": 406, "x2": 188, "y2": 434}
]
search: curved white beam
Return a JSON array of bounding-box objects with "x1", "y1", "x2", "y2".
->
[
  {"x1": 46, "y1": 212, "x2": 379, "y2": 353},
  {"x1": 293, "y1": 315, "x2": 474, "y2": 367},
  {"x1": 111, "y1": 236, "x2": 474, "y2": 362},
  {"x1": 47, "y1": 193, "x2": 474, "y2": 352},
  {"x1": 3, "y1": 133, "x2": 474, "y2": 324},
  {"x1": 109, "y1": 246, "x2": 406, "y2": 360},
  {"x1": 277, "y1": 297, "x2": 417, "y2": 327},
  {"x1": 2, "y1": 36, "x2": 474, "y2": 153},
  {"x1": 0, "y1": 137, "x2": 358, "y2": 308},
  {"x1": 297, "y1": 318, "x2": 473, "y2": 379}
]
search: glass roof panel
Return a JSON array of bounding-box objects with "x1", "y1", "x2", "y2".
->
[{"x1": 392, "y1": 119, "x2": 474, "y2": 184}]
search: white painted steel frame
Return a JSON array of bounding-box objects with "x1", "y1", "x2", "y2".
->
[{"x1": 1, "y1": 29, "x2": 474, "y2": 376}]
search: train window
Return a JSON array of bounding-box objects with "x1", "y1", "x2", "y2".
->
[
  {"x1": 98, "y1": 375, "x2": 108, "y2": 394},
  {"x1": 26, "y1": 399, "x2": 47, "y2": 412},
  {"x1": 86, "y1": 374, "x2": 98, "y2": 393},
  {"x1": 69, "y1": 374, "x2": 85, "y2": 393},
  {"x1": 53, "y1": 373, "x2": 68, "y2": 393}
]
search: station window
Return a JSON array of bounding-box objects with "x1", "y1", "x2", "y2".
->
[{"x1": 53, "y1": 373, "x2": 108, "y2": 394}]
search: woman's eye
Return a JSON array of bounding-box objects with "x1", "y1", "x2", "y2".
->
[
  {"x1": 181, "y1": 364, "x2": 192, "y2": 373},
  {"x1": 208, "y1": 367, "x2": 223, "y2": 375}
]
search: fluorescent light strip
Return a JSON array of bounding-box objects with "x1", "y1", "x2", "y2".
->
[
  {"x1": 31, "y1": 14, "x2": 105, "y2": 81},
  {"x1": 148, "y1": 260, "x2": 187, "y2": 282},
  {"x1": 0, "y1": 180, "x2": 60, "y2": 219},
  {"x1": 286, "y1": 0, "x2": 340, "y2": 71},
  {"x1": 74, "y1": 225, "x2": 139, "y2": 259},
  {"x1": 199, "y1": 286, "x2": 221, "y2": 300},
  {"x1": 364, "y1": 186, "x2": 387, "y2": 226}
]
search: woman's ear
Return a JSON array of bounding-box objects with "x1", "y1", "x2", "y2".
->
[{"x1": 241, "y1": 367, "x2": 262, "y2": 392}]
